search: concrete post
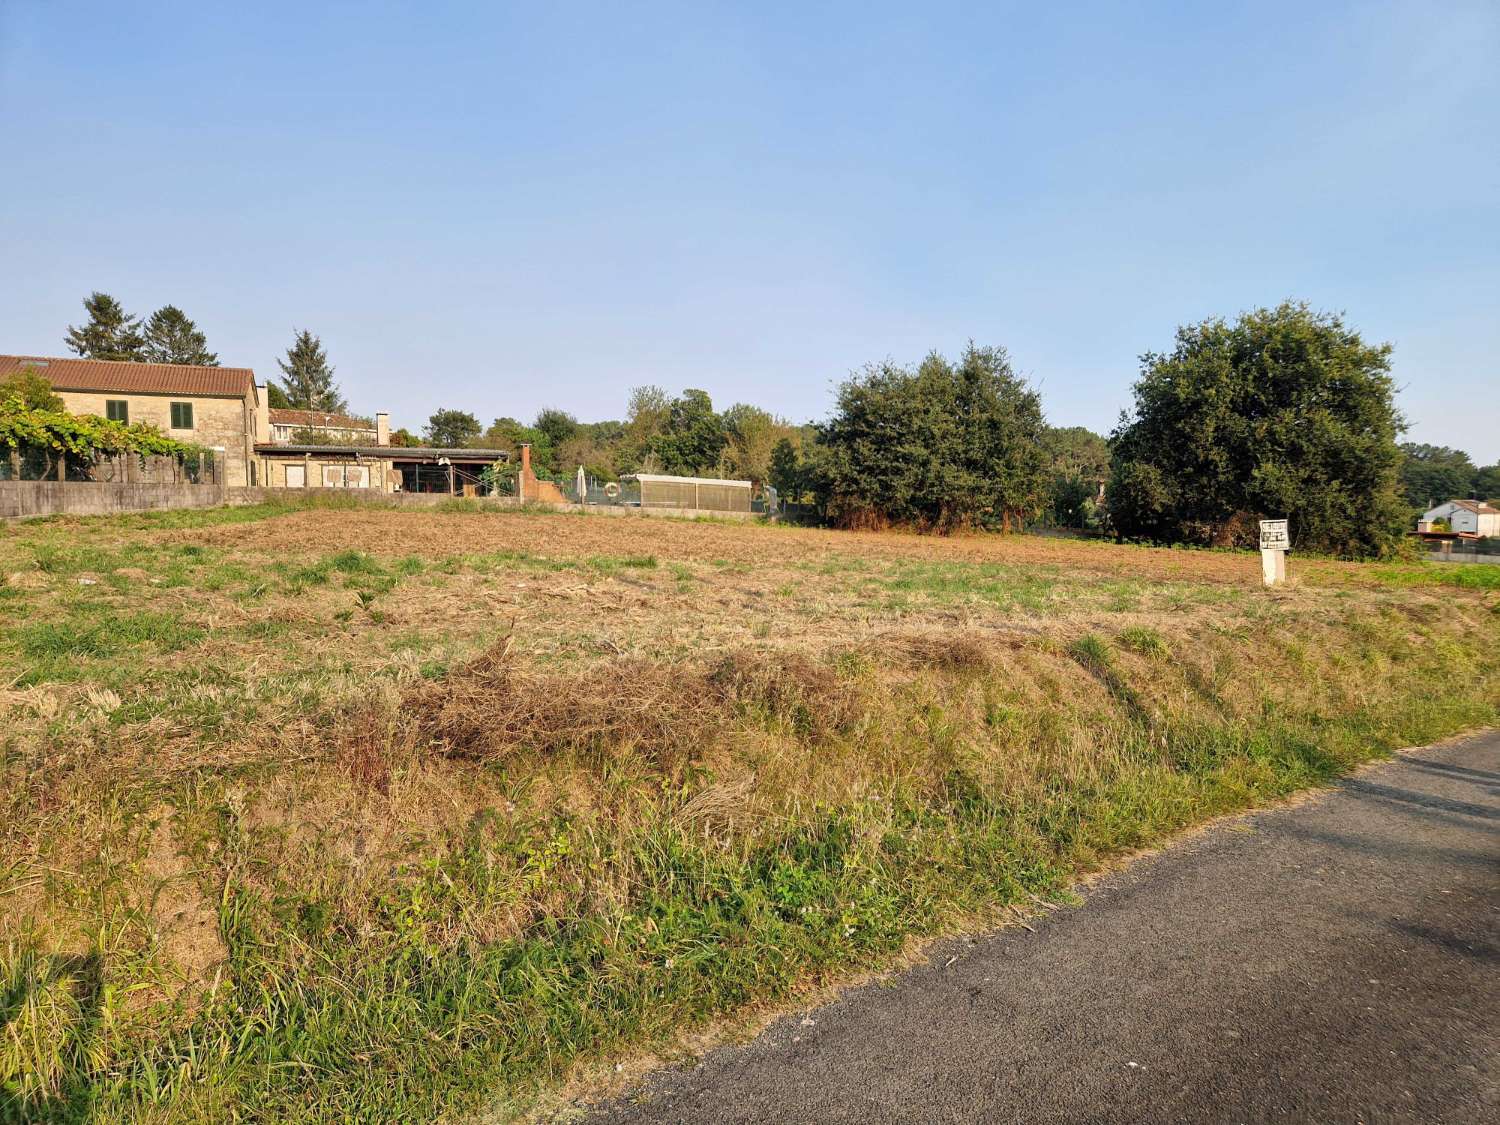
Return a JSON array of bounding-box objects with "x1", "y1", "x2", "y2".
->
[{"x1": 1261, "y1": 549, "x2": 1287, "y2": 586}]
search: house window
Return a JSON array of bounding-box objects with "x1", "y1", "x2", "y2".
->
[
  {"x1": 170, "y1": 402, "x2": 194, "y2": 430},
  {"x1": 105, "y1": 399, "x2": 129, "y2": 423}
]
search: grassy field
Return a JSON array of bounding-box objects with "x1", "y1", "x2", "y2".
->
[{"x1": 2, "y1": 500, "x2": 1498, "y2": 1122}]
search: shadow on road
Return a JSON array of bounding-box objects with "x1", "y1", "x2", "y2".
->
[
  {"x1": 1338, "y1": 778, "x2": 1500, "y2": 824},
  {"x1": 1403, "y1": 757, "x2": 1500, "y2": 784},
  {"x1": 1278, "y1": 822, "x2": 1498, "y2": 871},
  {"x1": 1388, "y1": 919, "x2": 1500, "y2": 964}
]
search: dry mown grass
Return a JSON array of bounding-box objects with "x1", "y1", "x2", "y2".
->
[
  {"x1": 169, "y1": 506, "x2": 1356, "y2": 585},
  {"x1": 0, "y1": 502, "x2": 1496, "y2": 1122}
]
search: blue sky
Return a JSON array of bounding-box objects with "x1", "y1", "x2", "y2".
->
[{"x1": 3, "y1": 1, "x2": 1497, "y2": 462}]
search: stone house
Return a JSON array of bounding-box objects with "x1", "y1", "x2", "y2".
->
[
  {"x1": 1, "y1": 354, "x2": 264, "y2": 486},
  {"x1": 2, "y1": 353, "x2": 509, "y2": 495}
]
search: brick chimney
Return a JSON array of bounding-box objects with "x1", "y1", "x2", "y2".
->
[
  {"x1": 376, "y1": 412, "x2": 390, "y2": 447},
  {"x1": 518, "y1": 442, "x2": 533, "y2": 502}
]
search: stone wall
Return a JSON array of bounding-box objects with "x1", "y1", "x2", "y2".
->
[
  {"x1": 1, "y1": 482, "x2": 768, "y2": 522},
  {"x1": 56, "y1": 389, "x2": 256, "y2": 487},
  {"x1": 0, "y1": 480, "x2": 226, "y2": 520}
]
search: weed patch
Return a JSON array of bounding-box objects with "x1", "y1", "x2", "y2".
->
[{"x1": 12, "y1": 611, "x2": 204, "y2": 665}]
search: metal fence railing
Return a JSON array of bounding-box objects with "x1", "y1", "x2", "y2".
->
[
  {"x1": 1, "y1": 446, "x2": 218, "y2": 485},
  {"x1": 579, "y1": 478, "x2": 640, "y2": 506}
]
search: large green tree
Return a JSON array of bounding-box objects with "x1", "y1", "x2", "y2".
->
[
  {"x1": 815, "y1": 344, "x2": 1048, "y2": 532},
  {"x1": 1108, "y1": 301, "x2": 1407, "y2": 557},
  {"x1": 533, "y1": 408, "x2": 578, "y2": 451},
  {"x1": 721, "y1": 403, "x2": 796, "y2": 484},
  {"x1": 1475, "y1": 464, "x2": 1500, "y2": 502},
  {"x1": 276, "y1": 330, "x2": 345, "y2": 412},
  {"x1": 425, "y1": 409, "x2": 482, "y2": 448},
  {"x1": 141, "y1": 305, "x2": 218, "y2": 366},
  {"x1": 616, "y1": 385, "x2": 671, "y2": 472},
  {"x1": 654, "y1": 388, "x2": 725, "y2": 475},
  {"x1": 64, "y1": 292, "x2": 144, "y2": 361},
  {"x1": 1398, "y1": 443, "x2": 1477, "y2": 510}
]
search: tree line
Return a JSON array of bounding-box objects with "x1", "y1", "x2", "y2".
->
[
  {"x1": 64, "y1": 292, "x2": 348, "y2": 415},
  {"x1": 444, "y1": 302, "x2": 1495, "y2": 557},
  {"x1": 412, "y1": 389, "x2": 815, "y2": 486},
  {"x1": 57, "y1": 291, "x2": 1497, "y2": 557}
]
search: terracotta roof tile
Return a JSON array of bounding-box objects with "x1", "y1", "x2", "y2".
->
[{"x1": 0, "y1": 354, "x2": 254, "y2": 398}]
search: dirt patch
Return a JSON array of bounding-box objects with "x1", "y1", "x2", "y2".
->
[
  {"x1": 140, "y1": 807, "x2": 226, "y2": 1008},
  {"x1": 170, "y1": 508, "x2": 1304, "y2": 586}
]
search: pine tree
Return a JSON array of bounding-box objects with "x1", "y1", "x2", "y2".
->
[
  {"x1": 64, "y1": 292, "x2": 145, "y2": 361},
  {"x1": 276, "y1": 329, "x2": 346, "y2": 412},
  {"x1": 142, "y1": 305, "x2": 219, "y2": 366}
]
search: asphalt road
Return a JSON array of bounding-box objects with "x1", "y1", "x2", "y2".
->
[{"x1": 585, "y1": 731, "x2": 1500, "y2": 1124}]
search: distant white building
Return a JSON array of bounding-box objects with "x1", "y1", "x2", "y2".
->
[{"x1": 1417, "y1": 499, "x2": 1500, "y2": 538}]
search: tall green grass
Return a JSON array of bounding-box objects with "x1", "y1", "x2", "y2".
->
[{"x1": 3, "y1": 624, "x2": 1495, "y2": 1122}]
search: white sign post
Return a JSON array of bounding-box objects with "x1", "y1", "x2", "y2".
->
[{"x1": 1259, "y1": 519, "x2": 1290, "y2": 586}]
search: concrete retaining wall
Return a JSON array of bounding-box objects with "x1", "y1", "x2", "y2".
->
[
  {"x1": 0, "y1": 480, "x2": 226, "y2": 520},
  {"x1": 1425, "y1": 551, "x2": 1500, "y2": 566},
  {"x1": 2, "y1": 481, "x2": 767, "y2": 522},
  {"x1": 225, "y1": 486, "x2": 482, "y2": 509}
]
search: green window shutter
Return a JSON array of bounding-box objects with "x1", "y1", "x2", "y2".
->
[
  {"x1": 171, "y1": 402, "x2": 194, "y2": 429},
  {"x1": 105, "y1": 400, "x2": 129, "y2": 423}
]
